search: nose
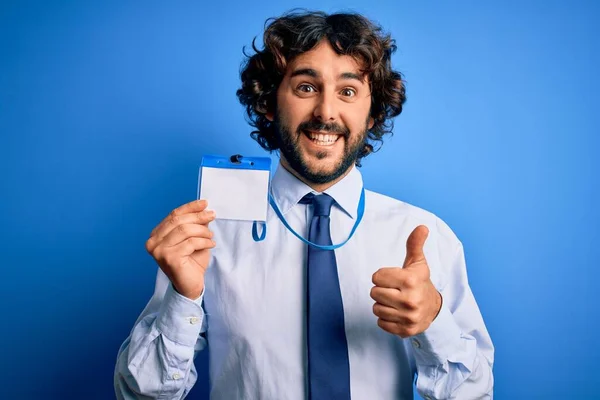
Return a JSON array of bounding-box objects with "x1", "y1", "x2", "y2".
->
[{"x1": 313, "y1": 91, "x2": 338, "y2": 122}]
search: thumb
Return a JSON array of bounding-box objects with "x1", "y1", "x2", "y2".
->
[{"x1": 403, "y1": 225, "x2": 429, "y2": 267}]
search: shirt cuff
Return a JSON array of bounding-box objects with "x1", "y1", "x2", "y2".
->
[
  {"x1": 409, "y1": 297, "x2": 463, "y2": 366},
  {"x1": 155, "y1": 284, "x2": 205, "y2": 347}
]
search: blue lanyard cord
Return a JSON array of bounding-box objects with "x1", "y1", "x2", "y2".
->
[{"x1": 253, "y1": 188, "x2": 366, "y2": 251}]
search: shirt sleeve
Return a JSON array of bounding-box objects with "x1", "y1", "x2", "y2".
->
[
  {"x1": 114, "y1": 269, "x2": 208, "y2": 400},
  {"x1": 411, "y1": 225, "x2": 494, "y2": 400}
]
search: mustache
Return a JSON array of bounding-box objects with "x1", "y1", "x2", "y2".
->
[{"x1": 297, "y1": 120, "x2": 350, "y2": 137}]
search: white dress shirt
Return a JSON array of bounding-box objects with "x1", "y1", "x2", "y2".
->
[{"x1": 115, "y1": 163, "x2": 494, "y2": 399}]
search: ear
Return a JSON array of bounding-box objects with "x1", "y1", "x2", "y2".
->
[
  {"x1": 367, "y1": 116, "x2": 375, "y2": 130},
  {"x1": 256, "y1": 102, "x2": 274, "y2": 122}
]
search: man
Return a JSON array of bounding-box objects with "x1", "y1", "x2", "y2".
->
[{"x1": 115, "y1": 10, "x2": 494, "y2": 400}]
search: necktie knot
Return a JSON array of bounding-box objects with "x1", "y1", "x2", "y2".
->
[{"x1": 300, "y1": 193, "x2": 335, "y2": 217}]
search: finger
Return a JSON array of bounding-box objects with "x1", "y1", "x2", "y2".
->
[
  {"x1": 150, "y1": 203, "x2": 215, "y2": 236},
  {"x1": 370, "y1": 286, "x2": 402, "y2": 309},
  {"x1": 372, "y1": 302, "x2": 404, "y2": 322},
  {"x1": 371, "y1": 286, "x2": 418, "y2": 310},
  {"x1": 376, "y1": 318, "x2": 417, "y2": 338},
  {"x1": 404, "y1": 225, "x2": 429, "y2": 267},
  {"x1": 377, "y1": 319, "x2": 401, "y2": 336},
  {"x1": 170, "y1": 237, "x2": 216, "y2": 258},
  {"x1": 151, "y1": 199, "x2": 210, "y2": 236},
  {"x1": 162, "y1": 224, "x2": 214, "y2": 247},
  {"x1": 152, "y1": 210, "x2": 216, "y2": 243},
  {"x1": 373, "y1": 268, "x2": 423, "y2": 291},
  {"x1": 372, "y1": 267, "x2": 404, "y2": 288},
  {"x1": 147, "y1": 222, "x2": 214, "y2": 253}
]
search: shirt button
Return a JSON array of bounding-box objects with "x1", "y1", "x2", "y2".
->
[
  {"x1": 172, "y1": 373, "x2": 181, "y2": 380},
  {"x1": 411, "y1": 338, "x2": 421, "y2": 349},
  {"x1": 189, "y1": 317, "x2": 199, "y2": 325}
]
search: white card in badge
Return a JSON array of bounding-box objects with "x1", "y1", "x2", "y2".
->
[{"x1": 198, "y1": 154, "x2": 271, "y2": 222}]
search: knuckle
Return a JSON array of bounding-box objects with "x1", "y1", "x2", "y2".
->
[
  {"x1": 372, "y1": 270, "x2": 380, "y2": 284},
  {"x1": 145, "y1": 237, "x2": 153, "y2": 253},
  {"x1": 199, "y1": 225, "x2": 210, "y2": 237},
  {"x1": 153, "y1": 246, "x2": 165, "y2": 261},
  {"x1": 195, "y1": 199, "x2": 206, "y2": 207},
  {"x1": 404, "y1": 298, "x2": 418, "y2": 311},
  {"x1": 193, "y1": 237, "x2": 212, "y2": 249},
  {"x1": 406, "y1": 312, "x2": 419, "y2": 326},
  {"x1": 176, "y1": 223, "x2": 187, "y2": 235},
  {"x1": 370, "y1": 287, "x2": 377, "y2": 299},
  {"x1": 171, "y1": 214, "x2": 182, "y2": 226},
  {"x1": 404, "y1": 275, "x2": 418, "y2": 288},
  {"x1": 372, "y1": 302, "x2": 380, "y2": 315}
]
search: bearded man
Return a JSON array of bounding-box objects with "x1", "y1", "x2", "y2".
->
[{"x1": 115, "y1": 10, "x2": 494, "y2": 400}]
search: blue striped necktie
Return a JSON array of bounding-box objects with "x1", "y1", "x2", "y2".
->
[{"x1": 300, "y1": 193, "x2": 351, "y2": 400}]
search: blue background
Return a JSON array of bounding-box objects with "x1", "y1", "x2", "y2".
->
[{"x1": 1, "y1": 1, "x2": 598, "y2": 399}]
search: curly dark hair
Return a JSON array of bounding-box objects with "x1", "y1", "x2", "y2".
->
[{"x1": 236, "y1": 10, "x2": 406, "y2": 164}]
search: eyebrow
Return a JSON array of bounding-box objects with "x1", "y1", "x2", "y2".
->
[
  {"x1": 339, "y1": 72, "x2": 364, "y2": 82},
  {"x1": 290, "y1": 68, "x2": 365, "y2": 83},
  {"x1": 290, "y1": 68, "x2": 319, "y2": 79}
]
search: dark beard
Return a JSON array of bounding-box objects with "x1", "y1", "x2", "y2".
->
[{"x1": 274, "y1": 112, "x2": 367, "y2": 185}]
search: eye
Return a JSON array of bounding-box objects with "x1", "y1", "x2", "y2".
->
[
  {"x1": 341, "y1": 88, "x2": 356, "y2": 97},
  {"x1": 297, "y1": 84, "x2": 317, "y2": 93}
]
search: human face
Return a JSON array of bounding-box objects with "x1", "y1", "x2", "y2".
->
[{"x1": 267, "y1": 40, "x2": 374, "y2": 187}]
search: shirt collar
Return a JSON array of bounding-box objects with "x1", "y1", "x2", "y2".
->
[{"x1": 270, "y1": 162, "x2": 363, "y2": 219}]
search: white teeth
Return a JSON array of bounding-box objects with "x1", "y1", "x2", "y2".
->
[{"x1": 308, "y1": 132, "x2": 337, "y2": 144}]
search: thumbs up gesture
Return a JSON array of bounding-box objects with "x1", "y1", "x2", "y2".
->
[{"x1": 370, "y1": 225, "x2": 443, "y2": 338}]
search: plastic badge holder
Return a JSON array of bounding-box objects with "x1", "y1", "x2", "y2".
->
[{"x1": 197, "y1": 154, "x2": 271, "y2": 222}]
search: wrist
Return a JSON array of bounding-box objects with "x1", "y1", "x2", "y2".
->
[{"x1": 174, "y1": 279, "x2": 205, "y2": 301}]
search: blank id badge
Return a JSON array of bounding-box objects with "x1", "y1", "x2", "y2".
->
[{"x1": 197, "y1": 154, "x2": 271, "y2": 222}]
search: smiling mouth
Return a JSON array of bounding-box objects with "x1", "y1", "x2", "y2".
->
[{"x1": 303, "y1": 130, "x2": 342, "y2": 146}]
